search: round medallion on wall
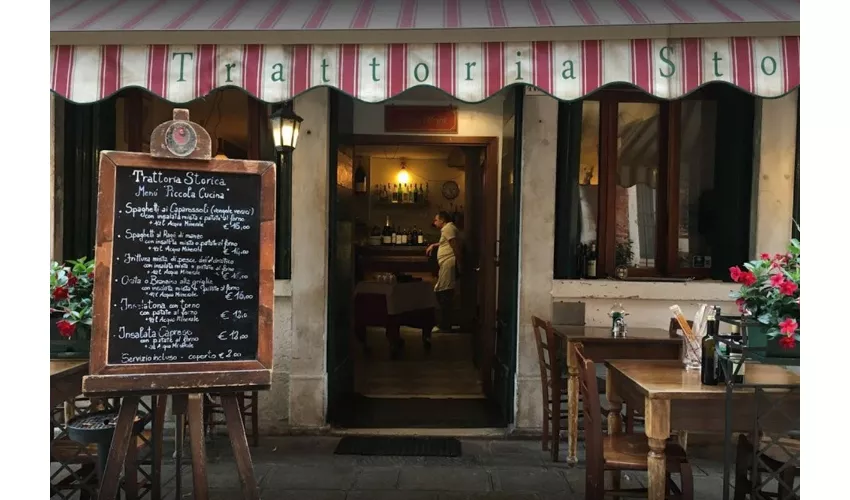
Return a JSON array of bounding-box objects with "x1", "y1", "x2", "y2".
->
[
  {"x1": 164, "y1": 121, "x2": 198, "y2": 157},
  {"x1": 441, "y1": 180, "x2": 460, "y2": 200}
]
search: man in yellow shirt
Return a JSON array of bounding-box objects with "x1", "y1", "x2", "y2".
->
[{"x1": 426, "y1": 211, "x2": 462, "y2": 337}]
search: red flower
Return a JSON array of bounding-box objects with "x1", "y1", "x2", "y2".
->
[
  {"x1": 729, "y1": 266, "x2": 743, "y2": 282},
  {"x1": 779, "y1": 280, "x2": 798, "y2": 296},
  {"x1": 736, "y1": 298, "x2": 747, "y2": 314},
  {"x1": 88, "y1": 272, "x2": 94, "y2": 280},
  {"x1": 769, "y1": 273, "x2": 785, "y2": 287},
  {"x1": 760, "y1": 253, "x2": 771, "y2": 260},
  {"x1": 779, "y1": 318, "x2": 798, "y2": 335},
  {"x1": 56, "y1": 320, "x2": 76, "y2": 338},
  {"x1": 52, "y1": 286, "x2": 69, "y2": 301},
  {"x1": 778, "y1": 335, "x2": 796, "y2": 350},
  {"x1": 67, "y1": 275, "x2": 78, "y2": 287},
  {"x1": 739, "y1": 271, "x2": 757, "y2": 287}
]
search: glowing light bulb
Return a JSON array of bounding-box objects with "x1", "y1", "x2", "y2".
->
[{"x1": 397, "y1": 167, "x2": 410, "y2": 184}]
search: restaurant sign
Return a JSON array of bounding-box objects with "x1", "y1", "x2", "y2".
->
[{"x1": 51, "y1": 38, "x2": 799, "y2": 104}]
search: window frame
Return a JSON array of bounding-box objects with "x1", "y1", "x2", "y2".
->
[{"x1": 589, "y1": 88, "x2": 715, "y2": 280}]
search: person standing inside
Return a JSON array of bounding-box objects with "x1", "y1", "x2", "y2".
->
[{"x1": 426, "y1": 211, "x2": 462, "y2": 338}]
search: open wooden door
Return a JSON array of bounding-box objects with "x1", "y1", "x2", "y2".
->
[
  {"x1": 326, "y1": 91, "x2": 356, "y2": 425},
  {"x1": 492, "y1": 88, "x2": 524, "y2": 424}
]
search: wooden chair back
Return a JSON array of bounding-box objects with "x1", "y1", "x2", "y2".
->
[{"x1": 574, "y1": 342, "x2": 605, "y2": 496}]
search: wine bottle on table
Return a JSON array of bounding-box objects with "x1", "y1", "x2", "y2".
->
[
  {"x1": 701, "y1": 306, "x2": 719, "y2": 385},
  {"x1": 382, "y1": 216, "x2": 393, "y2": 245}
]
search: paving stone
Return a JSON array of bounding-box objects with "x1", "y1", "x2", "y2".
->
[
  {"x1": 260, "y1": 490, "x2": 346, "y2": 500},
  {"x1": 483, "y1": 441, "x2": 546, "y2": 467},
  {"x1": 440, "y1": 493, "x2": 540, "y2": 500},
  {"x1": 352, "y1": 467, "x2": 400, "y2": 490},
  {"x1": 346, "y1": 491, "x2": 439, "y2": 500},
  {"x1": 491, "y1": 467, "x2": 570, "y2": 493},
  {"x1": 398, "y1": 466, "x2": 492, "y2": 492},
  {"x1": 559, "y1": 467, "x2": 645, "y2": 493},
  {"x1": 262, "y1": 464, "x2": 358, "y2": 490}
]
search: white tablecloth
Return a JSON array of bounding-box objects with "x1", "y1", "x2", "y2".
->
[{"x1": 354, "y1": 280, "x2": 438, "y2": 315}]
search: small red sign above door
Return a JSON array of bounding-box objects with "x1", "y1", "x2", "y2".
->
[{"x1": 384, "y1": 105, "x2": 458, "y2": 134}]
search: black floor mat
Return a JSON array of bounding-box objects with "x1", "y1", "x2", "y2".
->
[
  {"x1": 336, "y1": 396, "x2": 504, "y2": 428},
  {"x1": 334, "y1": 436, "x2": 462, "y2": 457}
]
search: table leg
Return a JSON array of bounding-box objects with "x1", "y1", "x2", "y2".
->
[
  {"x1": 645, "y1": 398, "x2": 671, "y2": 500},
  {"x1": 566, "y1": 340, "x2": 579, "y2": 466},
  {"x1": 607, "y1": 370, "x2": 624, "y2": 490}
]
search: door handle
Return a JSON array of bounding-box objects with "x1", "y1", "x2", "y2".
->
[{"x1": 475, "y1": 267, "x2": 481, "y2": 272}]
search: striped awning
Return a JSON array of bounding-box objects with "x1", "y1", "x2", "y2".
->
[
  {"x1": 51, "y1": 0, "x2": 799, "y2": 33},
  {"x1": 50, "y1": 1, "x2": 799, "y2": 104},
  {"x1": 51, "y1": 38, "x2": 800, "y2": 104}
]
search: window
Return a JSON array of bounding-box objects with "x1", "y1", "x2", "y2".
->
[{"x1": 555, "y1": 86, "x2": 755, "y2": 280}]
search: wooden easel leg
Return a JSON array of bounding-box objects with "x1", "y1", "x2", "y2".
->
[
  {"x1": 187, "y1": 394, "x2": 210, "y2": 500},
  {"x1": 97, "y1": 395, "x2": 140, "y2": 500},
  {"x1": 151, "y1": 395, "x2": 168, "y2": 500},
  {"x1": 172, "y1": 395, "x2": 188, "y2": 500},
  {"x1": 221, "y1": 394, "x2": 260, "y2": 500}
]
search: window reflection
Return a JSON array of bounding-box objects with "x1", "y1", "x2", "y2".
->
[
  {"x1": 616, "y1": 103, "x2": 659, "y2": 269},
  {"x1": 678, "y1": 101, "x2": 717, "y2": 269},
  {"x1": 578, "y1": 101, "x2": 600, "y2": 245}
]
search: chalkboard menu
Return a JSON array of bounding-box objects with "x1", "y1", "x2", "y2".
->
[
  {"x1": 109, "y1": 166, "x2": 261, "y2": 365},
  {"x1": 84, "y1": 139, "x2": 275, "y2": 396}
]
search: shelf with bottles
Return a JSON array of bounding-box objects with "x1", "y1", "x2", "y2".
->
[{"x1": 370, "y1": 182, "x2": 431, "y2": 207}]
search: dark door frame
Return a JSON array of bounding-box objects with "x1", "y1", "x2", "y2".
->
[{"x1": 334, "y1": 133, "x2": 501, "y2": 398}]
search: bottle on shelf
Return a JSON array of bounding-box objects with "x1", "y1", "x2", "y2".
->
[
  {"x1": 701, "y1": 306, "x2": 719, "y2": 385},
  {"x1": 585, "y1": 242, "x2": 598, "y2": 278},
  {"x1": 382, "y1": 216, "x2": 393, "y2": 245},
  {"x1": 576, "y1": 243, "x2": 587, "y2": 279},
  {"x1": 412, "y1": 185, "x2": 420, "y2": 203},
  {"x1": 396, "y1": 183, "x2": 403, "y2": 204},
  {"x1": 424, "y1": 183, "x2": 430, "y2": 202},
  {"x1": 380, "y1": 184, "x2": 388, "y2": 202},
  {"x1": 391, "y1": 184, "x2": 398, "y2": 203},
  {"x1": 354, "y1": 161, "x2": 367, "y2": 194},
  {"x1": 401, "y1": 228, "x2": 408, "y2": 245}
]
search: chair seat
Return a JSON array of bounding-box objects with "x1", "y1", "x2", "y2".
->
[{"x1": 603, "y1": 434, "x2": 688, "y2": 470}]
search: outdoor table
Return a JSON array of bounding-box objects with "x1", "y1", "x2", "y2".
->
[
  {"x1": 552, "y1": 325, "x2": 682, "y2": 464},
  {"x1": 605, "y1": 359, "x2": 800, "y2": 500},
  {"x1": 354, "y1": 280, "x2": 437, "y2": 355},
  {"x1": 51, "y1": 360, "x2": 88, "y2": 411}
]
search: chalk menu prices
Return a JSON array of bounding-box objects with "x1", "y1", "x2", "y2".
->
[{"x1": 107, "y1": 166, "x2": 261, "y2": 365}]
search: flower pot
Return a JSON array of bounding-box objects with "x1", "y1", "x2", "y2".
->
[
  {"x1": 50, "y1": 312, "x2": 91, "y2": 359},
  {"x1": 744, "y1": 322, "x2": 799, "y2": 359}
]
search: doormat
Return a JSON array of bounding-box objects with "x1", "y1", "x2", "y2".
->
[{"x1": 334, "y1": 436, "x2": 462, "y2": 457}]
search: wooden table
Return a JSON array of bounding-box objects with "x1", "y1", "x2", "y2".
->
[
  {"x1": 552, "y1": 326, "x2": 682, "y2": 464},
  {"x1": 606, "y1": 360, "x2": 800, "y2": 500},
  {"x1": 355, "y1": 281, "x2": 437, "y2": 356},
  {"x1": 50, "y1": 360, "x2": 88, "y2": 410}
]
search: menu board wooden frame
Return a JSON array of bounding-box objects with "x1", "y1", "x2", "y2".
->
[{"x1": 83, "y1": 110, "x2": 276, "y2": 396}]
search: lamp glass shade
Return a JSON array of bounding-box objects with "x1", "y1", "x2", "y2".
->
[{"x1": 270, "y1": 106, "x2": 303, "y2": 152}]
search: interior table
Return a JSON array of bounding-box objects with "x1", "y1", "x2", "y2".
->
[
  {"x1": 605, "y1": 359, "x2": 800, "y2": 500},
  {"x1": 354, "y1": 280, "x2": 437, "y2": 357},
  {"x1": 552, "y1": 325, "x2": 682, "y2": 464},
  {"x1": 51, "y1": 360, "x2": 88, "y2": 410}
]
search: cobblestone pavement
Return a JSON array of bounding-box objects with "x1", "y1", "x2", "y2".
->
[{"x1": 160, "y1": 436, "x2": 729, "y2": 500}]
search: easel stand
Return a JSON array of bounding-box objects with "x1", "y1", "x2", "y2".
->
[{"x1": 97, "y1": 393, "x2": 259, "y2": 500}]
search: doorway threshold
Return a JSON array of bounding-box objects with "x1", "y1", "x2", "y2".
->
[{"x1": 331, "y1": 427, "x2": 508, "y2": 438}]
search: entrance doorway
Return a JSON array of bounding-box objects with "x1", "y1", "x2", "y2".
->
[{"x1": 326, "y1": 91, "x2": 524, "y2": 429}]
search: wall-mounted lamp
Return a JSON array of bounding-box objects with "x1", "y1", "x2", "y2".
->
[
  {"x1": 396, "y1": 159, "x2": 410, "y2": 184},
  {"x1": 214, "y1": 138, "x2": 228, "y2": 159},
  {"x1": 269, "y1": 105, "x2": 304, "y2": 152}
]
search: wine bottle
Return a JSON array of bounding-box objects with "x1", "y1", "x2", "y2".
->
[
  {"x1": 415, "y1": 226, "x2": 424, "y2": 245},
  {"x1": 701, "y1": 307, "x2": 718, "y2": 385},
  {"x1": 382, "y1": 216, "x2": 393, "y2": 245},
  {"x1": 391, "y1": 184, "x2": 398, "y2": 203},
  {"x1": 354, "y1": 161, "x2": 367, "y2": 194},
  {"x1": 586, "y1": 242, "x2": 598, "y2": 278},
  {"x1": 397, "y1": 183, "x2": 403, "y2": 204}
]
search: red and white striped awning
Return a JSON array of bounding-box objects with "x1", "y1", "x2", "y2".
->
[
  {"x1": 51, "y1": 38, "x2": 800, "y2": 103},
  {"x1": 51, "y1": 0, "x2": 799, "y2": 33}
]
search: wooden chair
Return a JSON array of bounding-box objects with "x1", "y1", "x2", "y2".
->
[
  {"x1": 203, "y1": 392, "x2": 260, "y2": 447},
  {"x1": 532, "y1": 316, "x2": 610, "y2": 462},
  {"x1": 575, "y1": 342, "x2": 694, "y2": 499},
  {"x1": 734, "y1": 434, "x2": 799, "y2": 500}
]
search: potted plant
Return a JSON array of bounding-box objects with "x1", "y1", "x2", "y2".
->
[
  {"x1": 728, "y1": 237, "x2": 800, "y2": 358},
  {"x1": 50, "y1": 257, "x2": 94, "y2": 359}
]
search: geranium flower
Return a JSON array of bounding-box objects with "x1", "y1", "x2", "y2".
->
[
  {"x1": 67, "y1": 275, "x2": 78, "y2": 287},
  {"x1": 760, "y1": 253, "x2": 771, "y2": 260},
  {"x1": 736, "y1": 298, "x2": 749, "y2": 315},
  {"x1": 779, "y1": 281, "x2": 798, "y2": 296},
  {"x1": 56, "y1": 320, "x2": 76, "y2": 338},
  {"x1": 88, "y1": 272, "x2": 94, "y2": 280},
  {"x1": 779, "y1": 317, "x2": 798, "y2": 335},
  {"x1": 739, "y1": 271, "x2": 757, "y2": 287},
  {"x1": 729, "y1": 266, "x2": 743, "y2": 282},
  {"x1": 779, "y1": 335, "x2": 796, "y2": 350},
  {"x1": 769, "y1": 273, "x2": 785, "y2": 287},
  {"x1": 52, "y1": 287, "x2": 69, "y2": 301}
]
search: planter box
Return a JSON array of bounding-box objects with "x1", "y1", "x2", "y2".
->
[
  {"x1": 744, "y1": 322, "x2": 800, "y2": 359},
  {"x1": 50, "y1": 313, "x2": 90, "y2": 359}
]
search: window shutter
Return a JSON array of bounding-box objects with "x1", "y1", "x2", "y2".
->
[
  {"x1": 710, "y1": 88, "x2": 755, "y2": 281},
  {"x1": 553, "y1": 101, "x2": 584, "y2": 279}
]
